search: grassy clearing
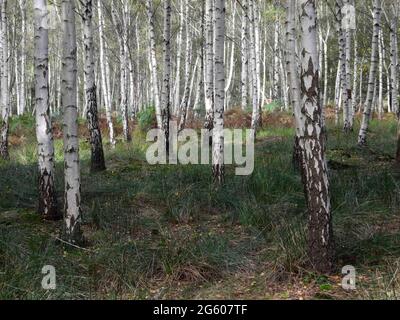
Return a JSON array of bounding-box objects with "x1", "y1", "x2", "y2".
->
[{"x1": 1, "y1": 112, "x2": 400, "y2": 299}]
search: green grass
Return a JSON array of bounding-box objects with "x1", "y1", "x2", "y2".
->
[{"x1": 1, "y1": 113, "x2": 400, "y2": 299}]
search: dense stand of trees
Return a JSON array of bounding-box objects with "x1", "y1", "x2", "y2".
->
[{"x1": 0, "y1": 0, "x2": 399, "y2": 273}]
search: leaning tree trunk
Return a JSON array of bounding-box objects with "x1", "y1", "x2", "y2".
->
[
  {"x1": 0, "y1": 0, "x2": 9, "y2": 160},
  {"x1": 161, "y1": 0, "x2": 171, "y2": 157},
  {"x1": 298, "y1": 0, "x2": 334, "y2": 274},
  {"x1": 34, "y1": 0, "x2": 59, "y2": 220},
  {"x1": 212, "y1": 0, "x2": 225, "y2": 184},
  {"x1": 358, "y1": 0, "x2": 381, "y2": 146},
  {"x1": 62, "y1": 0, "x2": 83, "y2": 245},
  {"x1": 83, "y1": 0, "x2": 106, "y2": 172}
]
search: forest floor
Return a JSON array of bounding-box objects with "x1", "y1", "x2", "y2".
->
[{"x1": 1, "y1": 110, "x2": 400, "y2": 300}]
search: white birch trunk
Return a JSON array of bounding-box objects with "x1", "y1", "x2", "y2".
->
[
  {"x1": 204, "y1": 0, "x2": 214, "y2": 130},
  {"x1": 98, "y1": 0, "x2": 115, "y2": 147},
  {"x1": 179, "y1": 0, "x2": 192, "y2": 131},
  {"x1": 161, "y1": 0, "x2": 172, "y2": 156},
  {"x1": 0, "y1": 0, "x2": 9, "y2": 159},
  {"x1": 18, "y1": 0, "x2": 26, "y2": 115},
  {"x1": 146, "y1": 0, "x2": 162, "y2": 128},
  {"x1": 212, "y1": 0, "x2": 225, "y2": 184},
  {"x1": 358, "y1": 0, "x2": 381, "y2": 146},
  {"x1": 62, "y1": 0, "x2": 83, "y2": 244},
  {"x1": 173, "y1": 0, "x2": 184, "y2": 115},
  {"x1": 249, "y1": 0, "x2": 260, "y2": 134},
  {"x1": 298, "y1": 0, "x2": 334, "y2": 273},
  {"x1": 34, "y1": 0, "x2": 59, "y2": 220},
  {"x1": 240, "y1": 0, "x2": 248, "y2": 110}
]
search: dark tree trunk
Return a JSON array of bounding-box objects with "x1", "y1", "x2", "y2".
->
[
  {"x1": 86, "y1": 86, "x2": 106, "y2": 172},
  {"x1": 38, "y1": 168, "x2": 60, "y2": 220}
]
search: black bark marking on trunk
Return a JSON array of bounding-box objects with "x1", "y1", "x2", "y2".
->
[
  {"x1": 38, "y1": 168, "x2": 60, "y2": 220},
  {"x1": 86, "y1": 86, "x2": 106, "y2": 172}
]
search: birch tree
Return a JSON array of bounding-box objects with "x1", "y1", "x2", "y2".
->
[
  {"x1": 212, "y1": 0, "x2": 225, "y2": 184},
  {"x1": 342, "y1": 0, "x2": 354, "y2": 132},
  {"x1": 358, "y1": 0, "x2": 381, "y2": 146},
  {"x1": 204, "y1": 0, "x2": 214, "y2": 131},
  {"x1": 240, "y1": 0, "x2": 248, "y2": 110},
  {"x1": 62, "y1": 0, "x2": 83, "y2": 244},
  {"x1": 0, "y1": 0, "x2": 9, "y2": 160},
  {"x1": 390, "y1": 4, "x2": 398, "y2": 117},
  {"x1": 161, "y1": 0, "x2": 171, "y2": 156},
  {"x1": 178, "y1": 0, "x2": 192, "y2": 131},
  {"x1": 298, "y1": 0, "x2": 334, "y2": 273},
  {"x1": 111, "y1": 0, "x2": 131, "y2": 142},
  {"x1": 97, "y1": 0, "x2": 115, "y2": 148},
  {"x1": 34, "y1": 0, "x2": 59, "y2": 220},
  {"x1": 146, "y1": 0, "x2": 162, "y2": 128},
  {"x1": 18, "y1": 0, "x2": 26, "y2": 115},
  {"x1": 249, "y1": 0, "x2": 260, "y2": 135},
  {"x1": 286, "y1": 0, "x2": 303, "y2": 170},
  {"x1": 173, "y1": 0, "x2": 184, "y2": 115},
  {"x1": 83, "y1": 0, "x2": 106, "y2": 172}
]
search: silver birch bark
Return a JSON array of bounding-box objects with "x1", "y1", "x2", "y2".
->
[
  {"x1": 342, "y1": 0, "x2": 353, "y2": 132},
  {"x1": 390, "y1": 9, "x2": 398, "y2": 116},
  {"x1": 83, "y1": 0, "x2": 106, "y2": 172},
  {"x1": 111, "y1": 0, "x2": 130, "y2": 142},
  {"x1": 240, "y1": 0, "x2": 248, "y2": 110},
  {"x1": 213, "y1": 0, "x2": 225, "y2": 184},
  {"x1": 286, "y1": 0, "x2": 303, "y2": 170},
  {"x1": 378, "y1": 28, "x2": 383, "y2": 119},
  {"x1": 352, "y1": 35, "x2": 358, "y2": 115},
  {"x1": 391, "y1": 4, "x2": 400, "y2": 161},
  {"x1": 334, "y1": 60, "x2": 341, "y2": 125},
  {"x1": 18, "y1": 0, "x2": 26, "y2": 115},
  {"x1": 146, "y1": 0, "x2": 162, "y2": 128},
  {"x1": 179, "y1": 0, "x2": 192, "y2": 131},
  {"x1": 322, "y1": 25, "x2": 330, "y2": 108},
  {"x1": 254, "y1": 0, "x2": 261, "y2": 106},
  {"x1": 173, "y1": 0, "x2": 184, "y2": 115},
  {"x1": 249, "y1": 0, "x2": 259, "y2": 135},
  {"x1": 204, "y1": 0, "x2": 214, "y2": 130},
  {"x1": 34, "y1": 0, "x2": 59, "y2": 220},
  {"x1": 161, "y1": 0, "x2": 171, "y2": 156},
  {"x1": 299, "y1": 0, "x2": 334, "y2": 273},
  {"x1": 273, "y1": 18, "x2": 280, "y2": 100},
  {"x1": 0, "y1": 0, "x2": 9, "y2": 160},
  {"x1": 225, "y1": 1, "x2": 236, "y2": 109},
  {"x1": 98, "y1": 0, "x2": 115, "y2": 148},
  {"x1": 358, "y1": 0, "x2": 382, "y2": 146},
  {"x1": 62, "y1": 0, "x2": 83, "y2": 244}
]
